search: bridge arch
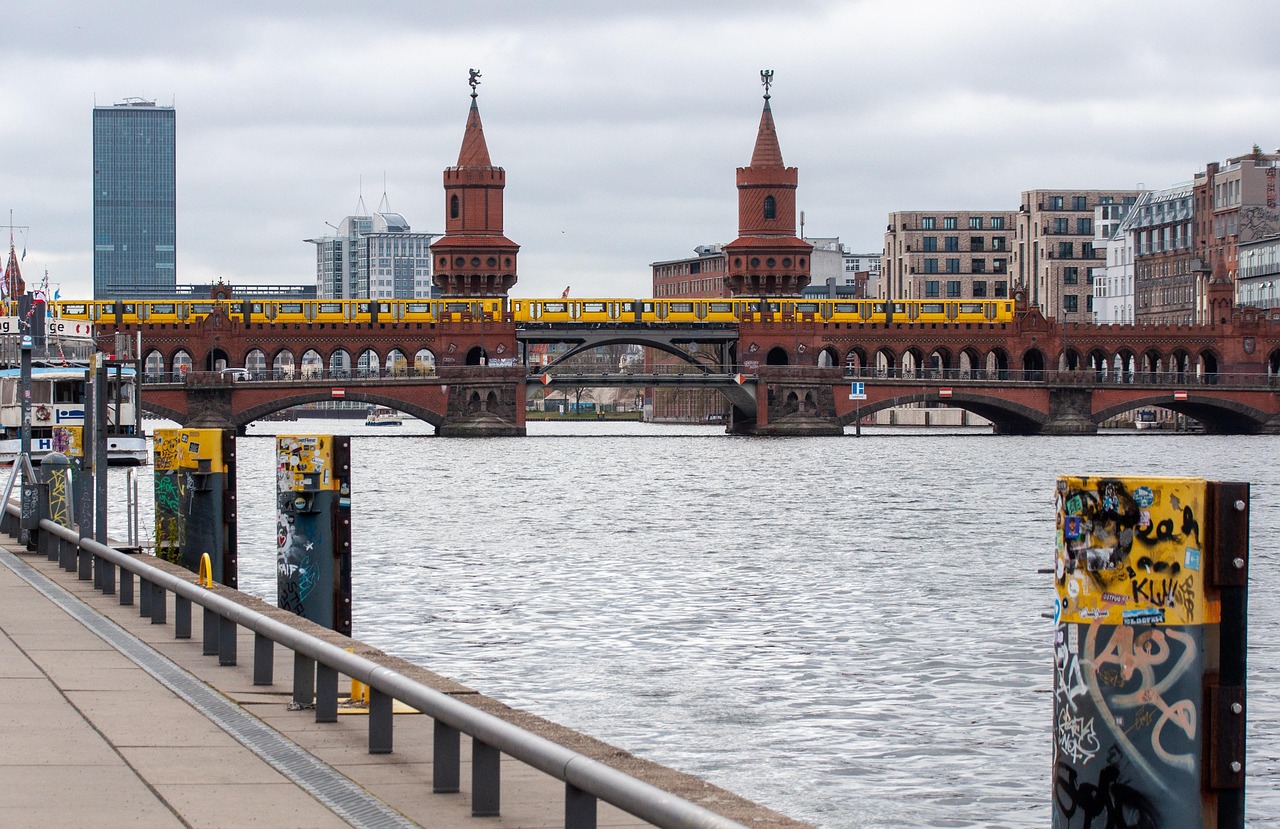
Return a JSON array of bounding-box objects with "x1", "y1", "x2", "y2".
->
[
  {"x1": 844, "y1": 347, "x2": 867, "y2": 374},
  {"x1": 901, "y1": 347, "x2": 925, "y2": 377},
  {"x1": 957, "y1": 347, "x2": 981, "y2": 378},
  {"x1": 234, "y1": 390, "x2": 446, "y2": 432},
  {"x1": 329, "y1": 349, "x2": 352, "y2": 377},
  {"x1": 272, "y1": 349, "x2": 296, "y2": 379},
  {"x1": 817, "y1": 346, "x2": 839, "y2": 369},
  {"x1": 207, "y1": 348, "x2": 231, "y2": 373},
  {"x1": 835, "y1": 390, "x2": 1048, "y2": 434},
  {"x1": 926, "y1": 346, "x2": 952, "y2": 375},
  {"x1": 1093, "y1": 395, "x2": 1273, "y2": 434},
  {"x1": 988, "y1": 348, "x2": 1011, "y2": 379},
  {"x1": 1270, "y1": 348, "x2": 1280, "y2": 376},
  {"x1": 387, "y1": 348, "x2": 409, "y2": 375},
  {"x1": 765, "y1": 346, "x2": 788, "y2": 366},
  {"x1": 172, "y1": 350, "x2": 193, "y2": 377},
  {"x1": 1022, "y1": 348, "x2": 1045, "y2": 378},
  {"x1": 1198, "y1": 349, "x2": 1220, "y2": 382},
  {"x1": 246, "y1": 349, "x2": 267, "y2": 376},
  {"x1": 301, "y1": 349, "x2": 323, "y2": 379},
  {"x1": 357, "y1": 348, "x2": 380, "y2": 377},
  {"x1": 144, "y1": 350, "x2": 164, "y2": 381},
  {"x1": 874, "y1": 347, "x2": 896, "y2": 377},
  {"x1": 465, "y1": 346, "x2": 488, "y2": 366},
  {"x1": 414, "y1": 348, "x2": 437, "y2": 375}
]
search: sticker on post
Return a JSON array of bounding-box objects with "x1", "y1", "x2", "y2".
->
[{"x1": 1122, "y1": 608, "x2": 1165, "y2": 626}]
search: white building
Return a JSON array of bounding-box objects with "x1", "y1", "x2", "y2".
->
[
  {"x1": 308, "y1": 212, "x2": 439, "y2": 300},
  {"x1": 1092, "y1": 199, "x2": 1138, "y2": 323}
]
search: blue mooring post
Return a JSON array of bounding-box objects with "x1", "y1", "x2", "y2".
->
[
  {"x1": 152, "y1": 429, "x2": 237, "y2": 587},
  {"x1": 276, "y1": 435, "x2": 352, "y2": 635},
  {"x1": 1053, "y1": 476, "x2": 1248, "y2": 829}
]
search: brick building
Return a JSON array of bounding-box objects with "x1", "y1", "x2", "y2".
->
[{"x1": 881, "y1": 210, "x2": 1016, "y2": 301}]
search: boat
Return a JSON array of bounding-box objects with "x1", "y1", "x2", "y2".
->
[
  {"x1": 0, "y1": 365, "x2": 149, "y2": 465},
  {"x1": 1134, "y1": 409, "x2": 1161, "y2": 430},
  {"x1": 364, "y1": 406, "x2": 403, "y2": 427}
]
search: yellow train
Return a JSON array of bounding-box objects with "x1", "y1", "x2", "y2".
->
[{"x1": 50, "y1": 297, "x2": 1015, "y2": 327}]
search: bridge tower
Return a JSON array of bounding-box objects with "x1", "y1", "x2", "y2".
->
[
  {"x1": 723, "y1": 71, "x2": 813, "y2": 298},
  {"x1": 430, "y1": 70, "x2": 520, "y2": 297}
]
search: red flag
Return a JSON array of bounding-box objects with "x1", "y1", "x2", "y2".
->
[{"x1": 2, "y1": 245, "x2": 23, "y2": 299}]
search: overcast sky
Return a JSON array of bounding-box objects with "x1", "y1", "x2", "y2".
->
[{"x1": 4, "y1": 0, "x2": 1279, "y2": 300}]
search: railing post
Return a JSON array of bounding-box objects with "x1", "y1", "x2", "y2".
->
[
  {"x1": 472, "y1": 739, "x2": 501, "y2": 817},
  {"x1": 218, "y1": 616, "x2": 237, "y2": 666},
  {"x1": 253, "y1": 633, "x2": 273, "y2": 685},
  {"x1": 565, "y1": 783, "x2": 598, "y2": 829},
  {"x1": 293, "y1": 654, "x2": 315, "y2": 707},
  {"x1": 369, "y1": 688, "x2": 392, "y2": 755},
  {"x1": 138, "y1": 577, "x2": 152, "y2": 616},
  {"x1": 174, "y1": 595, "x2": 191, "y2": 639},
  {"x1": 150, "y1": 583, "x2": 166, "y2": 624},
  {"x1": 100, "y1": 559, "x2": 115, "y2": 595},
  {"x1": 433, "y1": 720, "x2": 460, "y2": 793},
  {"x1": 202, "y1": 607, "x2": 218, "y2": 655},
  {"x1": 315, "y1": 664, "x2": 338, "y2": 723},
  {"x1": 119, "y1": 567, "x2": 133, "y2": 605}
]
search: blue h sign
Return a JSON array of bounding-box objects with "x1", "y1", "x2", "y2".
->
[{"x1": 849, "y1": 382, "x2": 867, "y2": 400}]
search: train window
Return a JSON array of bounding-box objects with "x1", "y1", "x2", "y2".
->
[
  {"x1": 278, "y1": 303, "x2": 302, "y2": 314},
  {"x1": 446, "y1": 303, "x2": 470, "y2": 312},
  {"x1": 642, "y1": 302, "x2": 653, "y2": 312},
  {"x1": 543, "y1": 302, "x2": 567, "y2": 313},
  {"x1": 120, "y1": 304, "x2": 135, "y2": 313},
  {"x1": 873, "y1": 303, "x2": 887, "y2": 314},
  {"x1": 670, "y1": 302, "x2": 693, "y2": 313},
  {"x1": 797, "y1": 303, "x2": 819, "y2": 313},
  {"x1": 921, "y1": 303, "x2": 943, "y2": 314},
  {"x1": 406, "y1": 303, "x2": 433, "y2": 313},
  {"x1": 250, "y1": 303, "x2": 265, "y2": 313},
  {"x1": 358, "y1": 303, "x2": 370, "y2": 313},
  {"x1": 191, "y1": 304, "x2": 214, "y2": 314},
  {"x1": 583, "y1": 302, "x2": 606, "y2": 313},
  {"x1": 766, "y1": 302, "x2": 779, "y2": 312},
  {"x1": 319, "y1": 303, "x2": 342, "y2": 313},
  {"x1": 377, "y1": 303, "x2": 391, "y2": 313},
  {"x1": 62, "y1": 304, "x2": 87, "y2": 315},
  {"x1": 959, "y1": 303, "x2": 983, "y2": 314},
  {"x1": 152, "y1": 303, "x2": 175, "y2": 314},
  {"x1": 892, "y1": 303, "x2": 907, "y2": 313},
  {"x1": 709, "y1": 302, "x2": 732, "y2": 313},
  {"x1": 834, "y1": 304, "x2": 858, "y2": 313}
]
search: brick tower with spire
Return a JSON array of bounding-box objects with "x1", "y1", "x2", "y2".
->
[
  {"x1": 724, "y1": 71, "x2": 812, "y2": 297},
  {"x1": 430, "y1": 70, "x2": 520, "y2": 297}
]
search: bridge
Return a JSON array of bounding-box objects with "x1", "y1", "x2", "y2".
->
[{"x1": 100, "y1": 297, "x2": 1280, "y2": 435}]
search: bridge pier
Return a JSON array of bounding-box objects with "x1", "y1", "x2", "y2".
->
[
  {"x1": 182, "y1": 385, "x2": 237, "y2": 432},
  {"x1": 437, "y1": 379, "x2": 527, "y2": 438},
  {"x1": 1038, "y1": 388, "x2": 1098, "y2": 436},
  {"x1": 730, "y1": 380, "x2": 843, "y2": 436}
]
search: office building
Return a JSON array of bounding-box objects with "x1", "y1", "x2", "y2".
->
[
  {"x1": 308, "y1": 212, "x2": 437, "y2": 300},
  {"x1": 881, "y1": 210, "x2": 1016, "y2": 301},
  {"x1": 1092, "y1": 200, "x2": 1137, "y2": 324},
  {"x1": 92, "y1": 99, "x2": 176, "y2": 298},
  {"x1": 652, "y1": 245, "x2": 729, "y2": 298}
]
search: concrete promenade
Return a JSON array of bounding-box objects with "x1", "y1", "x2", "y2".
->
[{"x1": 0, "y1": 539, "x2": 805, "y2": 829}]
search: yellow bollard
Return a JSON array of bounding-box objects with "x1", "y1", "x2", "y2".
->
[
  {"x1": 196, "y1": 553, "x2": 215, "y2": 588},
  {"x1": 344, "y1": 648, "x2": 370, "y2": 707}
]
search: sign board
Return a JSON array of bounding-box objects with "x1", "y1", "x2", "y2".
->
[
  {"x1": 849, "y1": 382, "x2": 867, "y2": 400},
  {"x1": 939, "y1": 388, "x2": 953, "y2": 398},
  {"x1": 0, "y1": 317, "x2": 94, "y2": 338},
  {"x1": 1173, "y1": 390, "x2": 1188, "y2": 401},
  {"x1": 331, "y1": 388, "x2": 345, "y2": 398}
]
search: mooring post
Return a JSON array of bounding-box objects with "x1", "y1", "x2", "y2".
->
[
  {"x1": 1052, "y1": 476, "x2": 1248, "y2": 829},
  {"x1": 152, "y1": 429, "x2": 238, "y2": 588}
]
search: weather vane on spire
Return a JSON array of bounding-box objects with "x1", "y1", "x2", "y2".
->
[
  {"x1": 760, "y1": 69, "x2": 773, "y2": 100},
  {"x1": 469, "y1": 68, "x2": 482, "y2": 99}
]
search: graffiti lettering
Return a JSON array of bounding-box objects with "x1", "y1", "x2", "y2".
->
[
  {"x1": 1054, "y1": 761, "x2": 1160, "y2": 829},
  {"x1": 1057, "y1": 708, "x2": 1101, "y2": 765}
]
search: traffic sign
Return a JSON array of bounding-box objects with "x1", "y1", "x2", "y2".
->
[
  {"x1": 849, "y1": 382, "x2": 867, "y2": 400},
  {"x1": 939, "y1": 388, "x2": 953, "y2": 398},
  {"x1": 541, "y1": 373, "x2": 552, "y2": 386},
  {"x1": 1174, "y1": 390, "x2": 1188, "y2": 401}
]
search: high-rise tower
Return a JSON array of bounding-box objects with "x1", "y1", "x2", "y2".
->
[
  {"x1": 92, "y1": 99, "x2": 177, "y2": 298},
  {"x1": 430, "y1": 71, "x2": 519, "y2": 297},
  {"x1": 724, "y1": 71, "x2": 811, "y2": 297}
]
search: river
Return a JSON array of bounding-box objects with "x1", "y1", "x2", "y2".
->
[{"x1": 108, "y1": 421, "x2": 1280, "y2": 827}]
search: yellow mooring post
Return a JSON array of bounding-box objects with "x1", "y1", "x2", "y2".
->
[
  {"x1": 1053, "y1": 476, "x2": 1249, "y2": 829},
  {"x1": 197, "y1": 552, "x2": 215, "y2": 589}
]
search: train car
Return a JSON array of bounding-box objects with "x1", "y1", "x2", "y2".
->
[{"x1": 513, "y1": 299, "x2": 639, "y2": 324}]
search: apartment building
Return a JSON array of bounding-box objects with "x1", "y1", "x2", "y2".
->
[{"x1": 881, "y1": 210, "x2": 1016, "y2": 301}]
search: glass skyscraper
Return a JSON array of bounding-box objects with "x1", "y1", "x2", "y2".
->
[{"x1": 92, "y1": 100, "x2": 176, "y2": 298}]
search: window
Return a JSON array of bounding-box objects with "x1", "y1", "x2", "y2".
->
[
  {"x1": 1123, "y1": 196, "x2": 1137, "y2": 206},
  {"x1": 924, "y1": 258, "x2": 939, "y2": 273},
  {"x1": 943, "y1": 217, "x2": 958, "y2": 230},
  {"x1": 969, "y1": 216, "x2": 983, "y2": 229},
  {"x1": 921, "y1": 216, "x2": 936, "y2": 229},
  {"x1": 972, "y1": 259, "x2": 986, "y2": 273},
  {"x1": 1072, "y1": 196, "x2": 1087, "y2": 210},
  {"x1": 945, "y1": 236, "x2": 959, "y2": 252},
  {"x1": 1077, "y1": 218, "x2": 1092, "y2": 235},
  {"x1": 1100, "y1": 196, "x2": 1113, "y2": 205},
  {"x1": 995, "y1": 281, "x2": 1008, "y2": 298},
  {"x1": 1087, "y1": 295, "x2": 1094, "y2": 313},
  {"x1": 947, "y1": 280, "x2": 961, "y2": 297},
  {"x1": 946, "y1": 258, "x2": 960, "y2": 273},
  {"x1": 923, "y1": 236, "x2": 937, "y2": 252},
  {"x1": 990, "y1": 216, "x2": 1005, "y2": 229},
  {"x1": 1058, "y1": 242, "x2": 1074, "y2": 258},
  {"x1": 1049, "y1": 196, "x2": 1064, "y2": 210},
  {"x1": 1064, "y1": 295, "x2": 1079, "y2": 312},
  {"x1": 993, "y1": 258, "x2": 1007, "y2": 273},
  {"x1": 1063, "y1": 267, "x2": 1079, "y2": 285},
  {"x1": 972, "y1": 280, "x2": 988, "y2": 297},
  {"x1": 925, "y1": 280, "x2": 940, "y2": 297},
  {"x1": 1082, "y1": 242, "x2": 1095, "y2": 258},
  {"x1": 450, "y1": 195, "x2": 459, "y2": 219},
  {"x1": 992, "y1": 236, "x2": 1007, "y2": 251},
  {"x1": 763, "y1": 195, "x2": 776, "y2": 220},
  {"x1": 1053, "y1": 218, "x2": 1069, "y2": 234}
]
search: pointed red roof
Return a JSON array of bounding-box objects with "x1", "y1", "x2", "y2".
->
[
  {"x1": 456, "y1": 99, "x2": 493, "y2": 168},
  {"x1": 749, "y1": 99, "x2": 784, "y2": 168}
]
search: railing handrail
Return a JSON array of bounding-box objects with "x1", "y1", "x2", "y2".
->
[{"x1": 16, "y1": 507, "x2": 746, "y2": 829}]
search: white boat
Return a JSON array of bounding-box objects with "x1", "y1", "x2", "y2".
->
[
  {"x1": 0, "y1": 365, "x2": 149, "y2": 465},
  {"x1": 364, "y1": 406, "x2": 403, "y2": 427}
]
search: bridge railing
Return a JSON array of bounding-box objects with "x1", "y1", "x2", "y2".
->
[
  {"x1": 839, "y1": 367, "x2": 1280, "y2": 389},
  {"x1": 2, "y1": 503, "x2": 747, "y2": 829}
]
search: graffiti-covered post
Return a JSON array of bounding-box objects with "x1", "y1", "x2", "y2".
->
[
  {"x1": 153, "y1": 429, "x2": 238, "y2": 587},
  {"x1": 276, "y1": 435, "x2": 351, "y2": 635},
  {"x1": 1053, "y1": 476, "x2": 1249, "y2": 829}
]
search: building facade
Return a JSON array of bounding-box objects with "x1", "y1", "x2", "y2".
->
[
  {"x1": 308, "y1": 212, "x2": 436, "y2": 300},
  {"x1": 92, "y1": 99, "x2": 176, "y2": 298},
  {"x1": 651, "y1": 245, "x2": 729, "y2": 298},
  {"x1": 1237, "y1": 233, "x2": 1280, "y2": 312},
  {"x1": 1014, "y1": 190, "x2": 1142, "y2": 320},
  {"x1": 1193, "y1": 149, "x2": 1280, "y2": 292},
  {"x1": 1092, "y1": 200, "x2": 1137, "y2": 324},
  {"x1": 1128, "y1": 184, "x2": 1198, "y2": 324},
  {"x1": 881, "y1": 210, "x2": 1016, "y2": 301}
]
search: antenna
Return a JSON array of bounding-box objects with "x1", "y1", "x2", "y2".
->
[{"x1": 379, "y1": 171, "x2": 390, "y2": 212}]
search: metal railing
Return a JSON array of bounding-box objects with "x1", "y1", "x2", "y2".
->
[
  {"x1": 838, "y1": 367, "x2": 1280, "y2": 389},
  {"x1": 1, "y1": 499, "x2": 745, "y2": 829}
]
